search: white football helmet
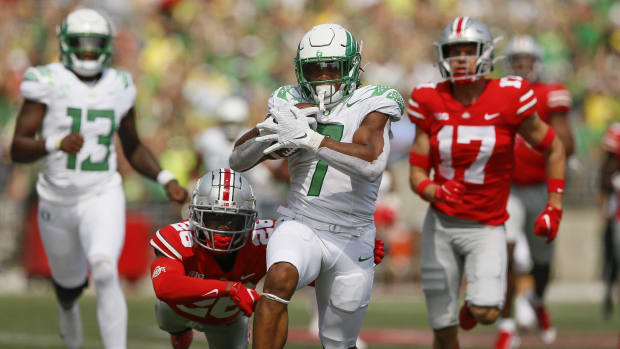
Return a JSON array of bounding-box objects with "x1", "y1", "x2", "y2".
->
[
  {"x1": 189, "y1": 169, "x2": 257, "y2": 254},
  {"x1": 435, "y1": 17, "x2": 496, "y2": 82},
  {"x1": 57, "y1": 8, "x2": 114, "y2": 77},
  {"x1": 294, "y1": 23, "x2": 362, "y2": 110},
  {"x1": 505, "y1": 35, "x2": 543, "y2": 82}
]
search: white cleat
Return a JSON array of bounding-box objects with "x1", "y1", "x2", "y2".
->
[
  {"x1": 540, "y1": 326, "x2": 557, "y2": 345},
  {"x1": 58, "y1": 303, "x2": 83, "y2": 349},
  {"x1": 356, "y1": 337, "x2": 368, "y2": 349}
]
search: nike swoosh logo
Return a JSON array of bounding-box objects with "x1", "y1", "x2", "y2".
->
[
  {"x1": 293, "y1": 134, "x2": 307, "y2": 139},
  {"x1": 201, "y1": 289, "x2": 219, "y2": 297},
  {"x1": 346, "y1": 96, "x2": 373, "y2": 108},
  {"x1": 484, "y1": 113, "x2": 500, "y2": 120},
  {"x1": 240, "y1": 273, "x2": 255, "y2": 280},
  {"x1": 358, "y1": 256, "x2": 373, "y2": 262}
]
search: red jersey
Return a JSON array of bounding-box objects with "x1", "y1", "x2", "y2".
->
[
  {"x1": 408, "y1": 77, "x2": 536, "y2": 225},
  {"x1": 512, "y1": 82, "x2": 571, "y2": 185},
  {"x1": 150, "y1": 218, "x2": 274, "y2": 325}
]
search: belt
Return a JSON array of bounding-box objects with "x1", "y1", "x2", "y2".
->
[{"x1": 276, "y1": 206, "x2": 368, "y2": 236}]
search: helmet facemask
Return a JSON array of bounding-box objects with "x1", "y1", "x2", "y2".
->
[
  {"x1": 189, "y1": 168, "x2": 257, "y2": 254},
  {"x1": 294, "y1": 24, "x2": 362, "y2": 111},
  {"x1": 295, "y1": 55, "x2": 360, "y2": 111},
  {"x1": 190, "y1": 207, "x2": 257, "y2": 254},
  {"x1": 436, "y1": 41, "x2": 494, "y2": 84},
  {"x1": 57, "y1": 9, "x2": 114, "y2": 78},
  {"x1": 504, "y1": 36, "x2": 543, "y2": 82},
  {"x1": 435, "y1": 17, "x2": 499, "y2": 85}
]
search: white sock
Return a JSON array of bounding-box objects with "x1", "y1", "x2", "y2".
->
[
  {"x1": 92, "y1": 259, "x2": 127, "y2": 349},
  {"x1": 498, "y1": 318, "x2": 516, "y2": 332},
  {"x1": 58, "y1": 303, "x2": 83, "y2": 349}
]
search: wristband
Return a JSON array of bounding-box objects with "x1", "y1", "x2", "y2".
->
[
  {"x1": 534, "y1": 126, "x2": 556, "y2": 152},
  {"x1": 416, "y1": 179, "x2": 435, "y2": 197},
  {"x1": 157, "y1": 170, "x2": 176, "y2": 186},
  {"x1": 307, "y1": 131, "x2": 326, "y2": 152},
  {"x1": 409, "y1": 151, "x2": 431, "y2": 169},
  {"x1": 44, "y1": 136, "x2": 61, "y2": 153},
  {"x1": 547, "y1": 178, "x2": 565, "y2": 193}
]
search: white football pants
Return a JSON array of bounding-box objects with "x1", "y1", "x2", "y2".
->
[{"x1": 38, "y1": 184, "x2": 127, "y2": 349}]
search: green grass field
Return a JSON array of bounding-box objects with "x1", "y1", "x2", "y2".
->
[{"x1": 0, "y1": 288, "x2": 618, "y2": 348}]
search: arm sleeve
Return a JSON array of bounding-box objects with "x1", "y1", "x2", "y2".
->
[
  {"x1": 229, "y1": 136, "x2": 271, "y2": 172},
  {"x1": 151, "y1": 257, "x2": 231, "y2": 304},
  {"x1": 316, "y1": 121, "x2": 390, "y2": 182},
  {"x1": 546, "y1": 86, "x2": 571, "y2": 114}
]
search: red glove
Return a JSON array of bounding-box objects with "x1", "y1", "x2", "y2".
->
[
  {"x1": 534, "y1": 205, "x2": 562, "y2": 244},
  {"x1": 435, "y1": 180, "x2": 465, "y2": 204},
  {"x1": 229, "y1": 282, "x2": 261, "y2": 316},
  {"x1": 374, "y1": 239, "x2": 386, "y2": 265}
]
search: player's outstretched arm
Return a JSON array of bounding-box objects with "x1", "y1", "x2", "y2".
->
[
  {"x1": 518, "y1": 114, "x2": 566, "y2": 243},
  {"x1": 10, "y1": 100, "x2": 49, "y2": 163},
  {"x1": 229, "y1": 126, "x2": 271, "y2": 172},
  {"x1": 118, "y1": 108, "x2": 187, "y2": 203},
  {"x1": 314, "y1": 111, "x2": 390, "y2": 182}
]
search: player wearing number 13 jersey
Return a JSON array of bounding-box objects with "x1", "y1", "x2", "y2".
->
[
  {"x1": 407, "y1": 17, "x2": 566, "y2": 349},
  {"x1": 10, "y1": 8, "x2": 187, "y2": 349}
]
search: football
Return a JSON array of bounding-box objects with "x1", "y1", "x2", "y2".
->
[{"x1": 264, "y1": 102, "x2": 316, "y2": 159}]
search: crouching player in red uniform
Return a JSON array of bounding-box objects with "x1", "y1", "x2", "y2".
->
[
  {"x1": 407, "y1": 17, "x2": 566, "y2": 349},
  {"x1": 150, "y1": 168, "x2": 385, "y2": 349}
]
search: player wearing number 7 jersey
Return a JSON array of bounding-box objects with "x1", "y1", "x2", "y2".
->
[
  {"x1": 229, "y1": 23, "x2": 402, "y2": 349},
  {"x1": 10, "y1": 8, "x2": 187, "y2": 349},
  {"x1": 407, "y1": 17, "x2": 566, "y2": 349}
]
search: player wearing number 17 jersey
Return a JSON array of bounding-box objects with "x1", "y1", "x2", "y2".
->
[
  {"x1": 407, "y1": 17, "x2": 566, "y2": 349},
  {"x1": 10, "y1": 8, "x2": 187, "y2": 349}
]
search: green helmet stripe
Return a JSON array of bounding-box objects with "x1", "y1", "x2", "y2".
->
[{"x1": 345, "y1": 31, "x2": 352, "y2": 56}]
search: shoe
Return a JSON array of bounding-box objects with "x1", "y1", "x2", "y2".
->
[
  {"x1": 58, "y1": 303, "x2": 83, "y2": 349},
  {"x1": 533, "y1": 305, "x2": 556, "y2": 344},
  {"x1": 495, "y1": 328, "x2": 520, "y2": 349},
  {"x1": 459, "y1": 303, "x2": 478, "y2": 331},
  {"x1": 170, "y1": 329, "x2": 193, "y2": 349}
]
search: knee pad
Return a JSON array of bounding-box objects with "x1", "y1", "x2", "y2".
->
[
  {"x1": 329, "y1": 272, "x2": 371, "y2": 313},
  {"x1": 53, "y1": 278, "x2": 88, "y2": 310},
  {"x1": 90, "y1": 256, "x2": 118, "y2": 287}
]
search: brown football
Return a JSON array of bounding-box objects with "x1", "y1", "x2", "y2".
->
[{"x1": 264, "y1": 103, "x2": 315, "y2": 159}]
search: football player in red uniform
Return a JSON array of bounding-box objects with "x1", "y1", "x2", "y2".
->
[
  {"x1": 150, "y1": 168, "x2": 385, "y2": 349},
  {"x1": 495, "y1": 35, "x2": 575, "y2": 349},
  {"x1": 150, "y1": 169, "x2": 263, "y2": 349},
  {"x1": 407, "y1": 17, "x2": 566, "y2": 349}
]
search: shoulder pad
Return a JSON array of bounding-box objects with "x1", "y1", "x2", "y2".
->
[
  {"x1": 250, "y1": 219, "x2": 275, "y2": 247},
  {"x1": 268, "y1": 86, "x2": 306, "y2": 112},
  {"x1": 20, "y1": 66, "x2": 55, "y2": 103},
  {"x1": 113, "y1": 69, "x2": 135, "y2": 90},
  {"x1": 150, "y1": 220, "x2": 193, "y2": 261}
]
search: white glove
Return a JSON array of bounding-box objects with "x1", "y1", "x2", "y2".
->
[{"x1": 256, "y1": 104, "x2": 325, "y2": 153}]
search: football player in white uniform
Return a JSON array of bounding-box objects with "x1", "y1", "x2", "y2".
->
[
  {"x1": 229, "y1": 23, "x2": 403, "y2": 349},
  {"x1": 10, "y1": 8, "x2": 187, "y2": 349}
]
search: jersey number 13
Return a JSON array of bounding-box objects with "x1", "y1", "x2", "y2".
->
[{"x1": 65, "y1": 107, "x2": 115, "y2": 171}]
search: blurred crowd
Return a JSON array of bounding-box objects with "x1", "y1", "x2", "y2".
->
[{"x1": 1, "y1": 0, "x2": 619, "y2": 281}]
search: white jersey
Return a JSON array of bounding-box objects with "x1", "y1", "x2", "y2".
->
[
  {"x1": 20, "y1": 63, "x2": 136, "y2": 203},
  {"x1": 267, "y1": 85, "x2": 404, "y2": 226}
]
